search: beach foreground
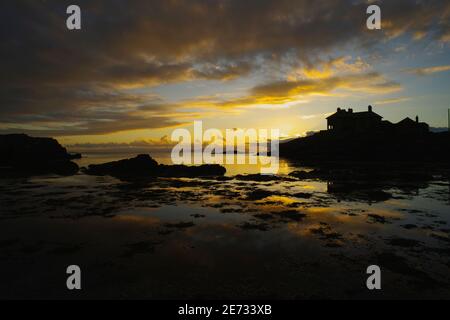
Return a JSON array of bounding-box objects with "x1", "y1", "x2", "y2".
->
[{"x1": 1, "y1": 161, "x2": 449, "y2": 299}]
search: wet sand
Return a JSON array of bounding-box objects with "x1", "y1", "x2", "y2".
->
[{"x1": 0, "y1": 167, "x2": 449, "y2": 299}]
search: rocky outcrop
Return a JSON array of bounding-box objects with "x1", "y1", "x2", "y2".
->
[
  {"x1": 84, "y1": 154, "x2": 226, "y2": 179},
  {"x1": 0, "y1": 134, "x2": 79, "y2": 176},
  {"x1": 281, "y1": 130, "x2": 450, "y2": 163},
  {"x1": 84, "y1": 154, "x2": 158, "y2": 177}
]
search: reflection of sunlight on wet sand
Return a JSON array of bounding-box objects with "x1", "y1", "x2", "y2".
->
[
  {"x1": 306, "y1": 207, "x2": 335, "y2": 215},
  {"x1": 259, "y1": 195, "x2": 298, "y2": 205},
  {"x1": 384, "y1": 198, "x2": 410, "y2": 207},
  {"x1": 262, "y1": 181, "x2": 328, "y2": 197},
  {"x1": 285, "y1": 222, "x2": 373, "y2": 247},
  {"x1": 309, "y1": 211, "x2": 368, "y2": 227},
  {"x1": 309, "y1": 205, "x2": 403, "y2": 220},
  {"x1": 365, "y1": 207, "x2": 405, "y2": 219},
  {"x1": 285, "y1": 211, "x2": 386, "y2": 240},
  {"x1": 285, "y1": 223, "x2": 310, "y2": 237},
  {"x1": 114, "y1": 213, "x2": 161, "y2": 225},
  {"x1": 301, "y1": 184, "x2": 319, "y2": 189},
  {"x1": 303, "y1": 207, "x2": 367, "y2": 225},
  {"x1": 291, "y1": 181, "x2": 328, "y2": 192},
  {"x1": 221, "y1": 157, "x2": 292, "y2": 176},
  {"x1": 203, "y1": 195, "x2": 225, "y2": 204}
]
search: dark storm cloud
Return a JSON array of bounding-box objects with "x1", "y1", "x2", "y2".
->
[{"x1": 1, "y1": 0, "x2": 449, "y2": 135}]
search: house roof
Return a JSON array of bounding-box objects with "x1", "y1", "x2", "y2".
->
[
  {"x1": 396, "y1": 117, "x2": 416, "y2": 125},
  {"x1": 326, "y1": 110, "x2": 383, "y2": 120},
  {"x1": 395, "y1": 117, "x2": 429, "y2": 128}
]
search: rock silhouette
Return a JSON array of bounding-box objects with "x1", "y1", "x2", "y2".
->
[
  {"x1": 0, "y1": 134, "x2": 79, "y2": 176},
  {"x1": 84, "y1": 154, "x2": 226, "y2": 179}
]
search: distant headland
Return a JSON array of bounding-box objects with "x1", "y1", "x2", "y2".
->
[
  {"x1": 0, "y1": 134, "x2": 80, "y2": 175},
  {"x1": 0, "y1": 134, "x2": 226, "y2": 178}
]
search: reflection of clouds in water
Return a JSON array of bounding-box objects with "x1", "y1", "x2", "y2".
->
[{"x1": 1, "y1": 167, "x2": 450, "y2": 298}]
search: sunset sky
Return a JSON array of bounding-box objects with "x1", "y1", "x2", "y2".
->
[{"x1": 1, "y1": 0, "x2": 450, "y2": 147}]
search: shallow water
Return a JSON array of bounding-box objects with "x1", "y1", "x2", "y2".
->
[{"x1": 0, "y1": 155, "x2": 449, "y2": 299}]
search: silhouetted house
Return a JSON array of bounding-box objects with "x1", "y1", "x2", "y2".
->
[
  {"x1": 395, "y1": 116, "x2": 429, "y2": 136},
  {"x1": 326, "y1": 105, "x2": 429, "y2": 136},
  {"x1": 326, "y1": 105, "x2": 382, "y2": 133}
]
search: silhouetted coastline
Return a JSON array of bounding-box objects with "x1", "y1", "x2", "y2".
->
[
  {"x1": 83, "y1": 154, "x2": 226, "y2": 179},
  {"x1": 281, "y1": 106, "x2": 450, "y2": 165},
  {"x1": 0, "y1": 134, "x2": 79, "y2": 176}
]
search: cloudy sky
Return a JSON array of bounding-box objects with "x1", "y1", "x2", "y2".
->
[{"x1": 1, "y1": 0, "x2": 450, "y2": 146}]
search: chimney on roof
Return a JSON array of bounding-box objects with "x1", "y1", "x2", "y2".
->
[
  {"x1": 368, "y1": 105, "x2": 373, "y2": 112},
  {"x1": 348, "y1": 108, "x2": 353, "y2": 113},
  {"x1": 337, "y1": 107, "x2": 341, "y2": 112},
  {"x1": 416, "y1": 115, "x2": 419, "y2": 123}
]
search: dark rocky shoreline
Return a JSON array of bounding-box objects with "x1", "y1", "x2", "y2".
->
[
  {"x1": 0, "y1": 134, "x2": 227, "y2": 179},
  {"x1": 83, "y1": 154, "x2": 227, "y2": 179},
  {"x1": 280, "y1": 130, "x2": 450, "y2": 163},
  {"x1": 0, "y1": 134, "x2": 79, "y2": 175}
]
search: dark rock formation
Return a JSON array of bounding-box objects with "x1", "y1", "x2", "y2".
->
[
  {"x1": 0, "y1": 134, "x2": 79, "y2": 176},
  {"x1": 84, "y1": 154, "x2": 158, "y2": 177},
  {"x1": 68, "y1": 152, "x2": 82, "y2": 160},
  {"x1": 84, "y1": 154, "x2": 226, "y2": 179},
  {"x1": 281, "y1": 129, "x2": 450, "y2": 164}
]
